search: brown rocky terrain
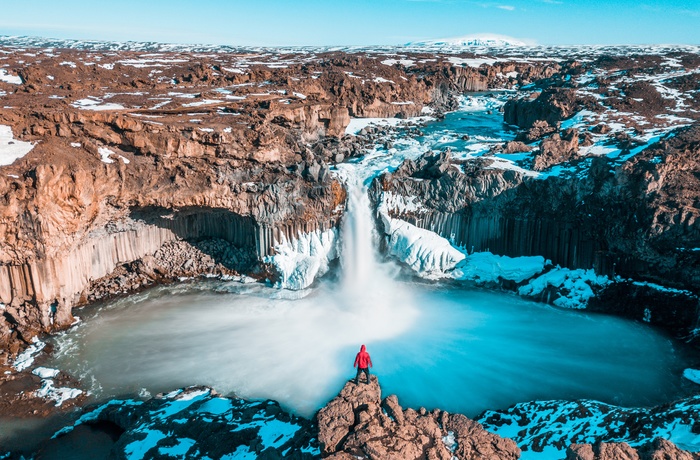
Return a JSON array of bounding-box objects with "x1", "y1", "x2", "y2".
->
[{"x1": 317, "y1": 376, "x2": 520, "y2": 460}]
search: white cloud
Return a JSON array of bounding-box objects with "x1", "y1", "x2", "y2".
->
[{"x1": 497, "y1": 5, "x2": 516, "y2": 10}]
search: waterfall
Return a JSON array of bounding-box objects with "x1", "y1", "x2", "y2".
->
[{"x1": 341, "y1": 181, "x2": 380, "y2": 292}]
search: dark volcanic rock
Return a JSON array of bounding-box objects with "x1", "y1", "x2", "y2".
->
[
  {"x1": 479, "y1": 397, "x2": 700, "y2": 459},
  {"x1": 532, "y1": 128, "x2": 580, "y2": 171},
  {"x1": 47, "y1": 387, "x2": 319, "y2": 459},
  {"x1": 504, "y1": 88, "x2": 582, "y2": 129}
]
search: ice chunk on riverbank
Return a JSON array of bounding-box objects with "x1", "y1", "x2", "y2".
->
[
  {"x1": 267, "y1": 228, "x2": 339, "y2": 290},
  {"x1": 453, "y1": 252, "x2": 546, "y2": 284},
  {"x1": 32, "y1": 367, "x2": 60, "y2": 379},
  {"x1": 13, "y1": 337, "x2": 46, "y2": 372},
  {"x1": 382, "y1": 215, "x2": 465, "y2": 276},
  {"x1": 684, "y1": 369, "x2": 700, "y2": 385},
  {"x1": 0, "y1": 125, "x2": 35, "y2": 166},
  {"x1": 518, "y1": 267, "x2": 610, "y2": 309},
  {"x1": 36, "y1": 379, "x2": 83, "y2": 406}
]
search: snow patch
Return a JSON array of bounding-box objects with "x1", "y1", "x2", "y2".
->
[
  {"x1": 36, "y1": 380, "x2": 83, "y2": 406},
  {"x1": 0, "y1": 124, "x2": 35, "y2": 166},
  {"x1": 683, "y1": 369, "x2": 700, "y2": 385},
  {"x1": 221, "y1": 446, "x2": 257, "y2": 460},
  {"x1": 0, "y1": 68, "x2": 22, "y2": 84},
  {"x1": 381, "y1": 58, "x2": 415, "y2": 67},
  {"x1": 158, "y1": 438, "x2": 196, "y2": 458},
  {"x1": 379, "y1": 208, "x2": 465, "y2": 277},
  {"x1": 72, "y1": 98, "x2": 125, "y2": 111},
  {"x1": 124, "y1": 429, "x2": 168, "y2": 459},
  {"x1": 454, "y1": 252, "x2": 547, "y2": 284},
  {"x1": 344, "y1": 115, "x2": 434, "y2": 135},
  {"x1": 447, "y1": 56, "x2": 498, "y2": 68},
  {"x1": 98, "y1": 146, "x2": 115, "y2": 164},
  {"x1": 32, "y1": 367, "x2": 60, "y2": 379},
  {"x1": 257, "y1": 419, "x2": 301, "y2": 449},
  {"x1": 518, "y1": 267, "x2": 610, "y2": 309}
]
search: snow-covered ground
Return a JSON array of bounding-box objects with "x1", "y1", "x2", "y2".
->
[
  {"x1": 0, "y1": 124, "x2": 35, "y2": 166},
  {"x1": 344, "y1": 114, "x2": 435, "y2": 136},
  {"x1": 52, "y1": 386, "x2": 318, "y2": 458},
  {"x1": 479, "y1": 397, "x2": 700, "y2": 459},
  {"x1": 0, "y1": 68, "x2": 22, "y2": 84},
  {"x1": 71, "y1": 97, "x2": 125, "y2": 111}
]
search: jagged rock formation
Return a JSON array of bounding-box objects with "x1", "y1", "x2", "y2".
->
[
  {"x1": 44, "y1": 387, "x2": 319, "y2": 459},
  {"x1": 372, "y1": 124, "x2": 700, "y2": 339},
  {"x1": 504, "y1": 88, "x2": 589, "y2": 131},
  {"x1": 371, "y1": 49, "x2": 700, "y2": 339},
  {"x1": 532, "y1": 128, "x2": 580, "y2": 171},
  {"x1": 316, "y1": 376, "x2": 520, "y2": 459},
  {"x1": 37, "y1": 378, "x2": 521, "y2": 460}
]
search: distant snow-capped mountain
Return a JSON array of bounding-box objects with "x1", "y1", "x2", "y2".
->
[{"x1": 406, "y1": 35, "x2": 529, "y2": 48}]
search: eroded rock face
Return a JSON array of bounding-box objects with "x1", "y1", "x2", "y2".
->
[
  {"x1": 532, "y1": 128, "x2": 580, "y2": 171},
  {"x1": 504, "y1": 88, "x2": 586, "y2": 130},
  {"x1": 316, "y1": 376, "x2": 521, "y2": 460}
]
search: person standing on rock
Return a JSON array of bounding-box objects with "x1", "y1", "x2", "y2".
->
[{"x1": 354, "y1": 344, "x2": 373, "y2": 385}]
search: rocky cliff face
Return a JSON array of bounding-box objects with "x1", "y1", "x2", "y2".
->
[{"x1": 0, "y1": 44, "x2": 564, "y2": 357}]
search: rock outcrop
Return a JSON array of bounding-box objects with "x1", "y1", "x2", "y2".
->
[
  {"x1": 479, "y1": 396, "x2": 700, "y2": 459},
  {"x1": 25, "y1": 379, "x2": 697, "y2": 460},
  {"x1": 504, "y1": 88, "x2": 586, "y2": 130},
  {"x1": 316, "y1": 376, "x2": 520, "y2": 460},
  {"x1": 532, "y1": 128, "x2": 580, "y2": 171},
  {"x1": 371, "y1": 121, "x2": 700, "y2": 341}
]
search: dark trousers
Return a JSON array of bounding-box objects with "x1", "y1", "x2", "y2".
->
[{"x1": 355, "y1": 367, "x2": 370, "y2": 384}]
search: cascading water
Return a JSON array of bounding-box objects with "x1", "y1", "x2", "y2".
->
[{"x1": 340, "y1": 182, "x2": 377, "y2": 293}]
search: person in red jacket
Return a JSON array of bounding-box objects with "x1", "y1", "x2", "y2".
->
[{"x1": 353, "y1": 344, "x2": 373, "y2": 385}]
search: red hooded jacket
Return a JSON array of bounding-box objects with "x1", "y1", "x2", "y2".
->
[{"x1": 354, "y1": 344, "x2": 373, "y2": 369}]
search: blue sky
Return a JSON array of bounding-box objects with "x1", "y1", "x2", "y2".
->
[{"x1": 1, "y1": 0, "x2": 698, "y2": 46}]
